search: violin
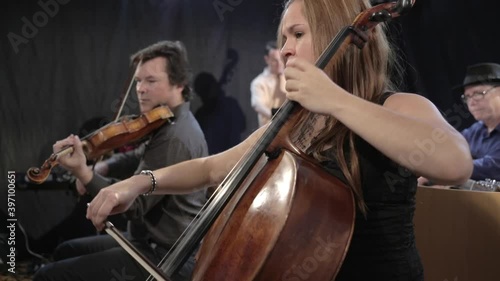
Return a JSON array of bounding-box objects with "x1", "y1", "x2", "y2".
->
[{"x1": 26, "y1": 105, "x2": 175, "y2": 184}]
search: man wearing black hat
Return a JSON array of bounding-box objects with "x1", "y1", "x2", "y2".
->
[
  {"x1": 419, "y1": 62, "x2": 500, "y2": 187},
  {"x1": 459, "y1": 62, "x2": 500, "y2": 181}
]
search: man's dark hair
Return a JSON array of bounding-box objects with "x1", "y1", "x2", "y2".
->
[
  {"x1": 265, "y1": 40, "x2": 277, "y2": 56},
  {"x1": 131, "y1": 40, "x2": 192, "y2": 101}
]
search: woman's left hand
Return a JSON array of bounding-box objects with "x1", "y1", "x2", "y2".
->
[{"x1": 284, "y1": 57, "x2": 345, "y2": 115}]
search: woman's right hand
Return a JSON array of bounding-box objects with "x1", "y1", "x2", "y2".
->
[
  {"x1": 417, "y1": 176, "x2": 430, "y2": 186},
  {"x1": 86, "y1": 175, "x2": 148, "y2": 230}
]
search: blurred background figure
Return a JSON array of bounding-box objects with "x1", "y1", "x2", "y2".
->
[
  {"x1": 194, "y1": 71, "x2": 246, "y2": 155},
  {"x1": 195, "y1": 48, "x2": 246, "y2": 155},
  {"x1": 250, "y1": 40, "x2": 287, "y2": 127}
]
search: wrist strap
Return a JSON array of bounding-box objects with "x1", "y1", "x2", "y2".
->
[{"x1": 140, "y1": 170, "x2": 157, "y2": 196}]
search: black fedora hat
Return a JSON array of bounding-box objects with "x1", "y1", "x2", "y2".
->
[{"x1": 454, "y1": 62, "x2": 500, "y2": 91}]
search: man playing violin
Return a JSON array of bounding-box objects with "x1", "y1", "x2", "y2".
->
[{"x1": 34, "y1": 40, "x2": 208, "y2": 281}]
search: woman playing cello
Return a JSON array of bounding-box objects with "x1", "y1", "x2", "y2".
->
[{"x1": 87, "y1": 0, "x2": 472, "y2": 280}]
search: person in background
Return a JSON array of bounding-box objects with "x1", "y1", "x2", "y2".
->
[
  {"x1": 419, "y1": 62, "x2": 500, "y2": 187},
  {"x1": 194, "y1": 71, "x2": 246, "y2": 155},
  {"x1": 250, "y1": 40, "x2": 287, "y2": 127}
]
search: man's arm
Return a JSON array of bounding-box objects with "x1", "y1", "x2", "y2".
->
[
  {"x1": 471, "y1": 152, "x2": 500, "y2": 180},
  {"x1": 102, "y1": 146, "x2": 143, "y2": 179},
  {"x1": 462, "y1": 125, "x2": 500, "y2": 180}
]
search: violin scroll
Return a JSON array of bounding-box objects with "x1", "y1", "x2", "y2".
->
[{"x1": 27, "y1": 149, "x2": 72, "y2": 184}]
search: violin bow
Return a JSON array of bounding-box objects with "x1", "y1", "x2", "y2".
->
[{"x1": 112, "y1": 64, "x2": 139, "y2": 121}]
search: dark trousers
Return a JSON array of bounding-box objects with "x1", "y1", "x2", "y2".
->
[{"x1": 33, "y1": 234, "x2": 196, "y2": 281}]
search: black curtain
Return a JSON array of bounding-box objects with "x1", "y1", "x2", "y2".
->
[
  {"x1": 2, "y1": 0, "x2": 500, "y2": 174},
  {"x1": 393, "y1": 0, "x2": 500, "y2": 129},
  {"x1": 1, "y1": 0, "x2": 284, "y2": 174}
]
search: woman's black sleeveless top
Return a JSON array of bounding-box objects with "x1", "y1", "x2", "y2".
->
[{"x1": 321, "y1": 92, "x2": 424, "y2": 280}]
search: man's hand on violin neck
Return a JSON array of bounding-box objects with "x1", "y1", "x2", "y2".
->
[{"x1": 54, "y1": 134, "x2": 94, "y2": 184}]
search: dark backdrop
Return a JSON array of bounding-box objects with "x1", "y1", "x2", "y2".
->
[
  {"x1": 1, "y1": 0, "x2": 500, "y2": 265},
  {"x1": 2, "y1": 0, "x2": 500, "y2": 179}
]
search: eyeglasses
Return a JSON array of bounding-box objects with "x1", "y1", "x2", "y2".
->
[{"x1": 461, "y1": 85, "x2": 499, "y2": 103}]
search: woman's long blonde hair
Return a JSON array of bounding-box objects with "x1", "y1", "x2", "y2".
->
[{"x1": 278, "y1": 0, "x2": 401, "y2": 214}]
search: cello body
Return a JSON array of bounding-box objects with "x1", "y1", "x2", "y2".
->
[{"x1": 192, "y1": 150, "x2": 355, "y2": 281}]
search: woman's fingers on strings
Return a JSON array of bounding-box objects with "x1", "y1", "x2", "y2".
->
[
  {"x1": 285, "y1": 79, "x2": 299, "y2": 93},
  {"x1": 284, "y1": 68, "x2": 304, "y2": 95},
  {"x1": 284, "y1": 67, "x2": 297, "y2": 81}
]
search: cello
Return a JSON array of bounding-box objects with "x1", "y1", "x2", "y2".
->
[{"x1": 106, "y1": 1, "x2": 416, "y2": 280}]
